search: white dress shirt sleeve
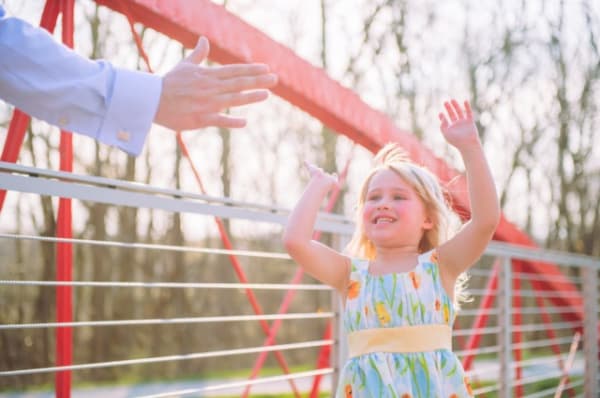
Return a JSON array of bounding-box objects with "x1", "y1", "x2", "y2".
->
[{"x1": 0, "y1": 6, "x2": 162, "y2": 156}]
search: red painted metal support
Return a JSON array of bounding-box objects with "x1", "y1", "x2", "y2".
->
[
  {"x1": 176, "y1": 135, "x2": 301, "y2": 396},
  {"x1": 92, "y1": 0, "x2": 589, "y2": 333},
  {"x1": 309, "y1": 321, "x2": 332, "y2": 398},
  {"x1": 527, "y1": 272, "x2": 582, "y2": 396},
  {"x1": 178, "y1": 136, "x2": 300, "y2": 396},
  {"x1": 531, "y1": 291, "x2": 576, "y2": 397},
  {"x1": 55, "y1": 200, "x2": 73, "y2": 398},
  {"x1": 462, "y1": 260, "x2": 579, "y2": 396},
  {"x1": 462, "y1": 260, "x2": 500, "y2": 371},
  {"x1": 0, "y1": 112, "x2": 30, "y2": 211},
  {"x1": 55, "y1": 1, "x2": 75, "y2": 397},
  {"x1": 116, "y1": 8, "x2": 300, "y2": 392},
  {"x1": 0, "y1": 0, "x2": 73, "y2": 396},
  {"x1": 512, "y1": 260, "x2": 524, "y2": 397},
  {"x1": 527, "y1": 273, "x2": 583, "y2": 334},
  {"x1": 242, "y1": 150, "x2": 353, "y2": 397}
]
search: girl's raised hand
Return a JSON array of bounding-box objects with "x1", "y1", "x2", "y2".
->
[
  {"x1": 438, "y1": 99, "x2": 480, "y2": 149},
  {"x1": 304, "y1": 161, "x2": 339, "y2": 188}
]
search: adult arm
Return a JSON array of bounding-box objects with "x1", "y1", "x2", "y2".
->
[
  {"x1": 0, "y1": 6, "x2": 278, "y2": 156},
  {"x1": 0, "y1": 6, "x2": 160, "y2": 156}
]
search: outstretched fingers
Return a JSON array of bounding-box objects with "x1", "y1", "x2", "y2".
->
[
  {"x1": 183, "y1": 37, "x2": 277, "y2": 87},
  {"x1": 444, "y1": 101, "x2": 457, "y2": 122},
  {"x1": 451, "y1": 99, "x2": 464, "y2": 119},
  {"x1": 464, "y1": 100, "x2": 473, "y2": 120},
  {"x1": 198, "y1": 90, "x2": 271, "y2": 113},
  {"x1": 438, "y1": 99, "x2": 479, "y2": 147},
  {"x1": 207, "y1": 63, "x2": 274, "y2": 79},
  {"x1": 198, "y1": 114, "x2": 247, "y2": 129},
  {"x1": 438, "y1": 112, "x2": 450, "y2": 131},
  {"x1": 208, "y1": 74, "x2": 278, "y2": 95},
  {"x1": 443, "y1": 99, "x2": 472, "y2": 124}
]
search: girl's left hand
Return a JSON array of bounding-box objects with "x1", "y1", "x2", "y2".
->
[{"x1": 438, "y1": 99, "x2": 480, "y2": 149}]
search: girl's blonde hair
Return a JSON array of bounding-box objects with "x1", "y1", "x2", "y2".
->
[{"x1": 345, "y1": 143, "x2": 470, "y2": 307}]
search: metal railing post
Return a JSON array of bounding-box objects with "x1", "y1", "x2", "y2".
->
[
  {"x1": 582, "y1": 265, "x2": 598, "y2": 398},
  {"x1": 330, "y1": 234, "x2": 350, "y2": 394},
  {"x1": 498, "y1": 256, "x2": 512, "y2": 398},
  {"x1": 330, "y1": 288, "x2": 342, "y2": 393}
]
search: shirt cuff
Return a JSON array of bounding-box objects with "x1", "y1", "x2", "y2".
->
[{"x1": 98, "y1": 68, "x2": 163, "y2": 156}]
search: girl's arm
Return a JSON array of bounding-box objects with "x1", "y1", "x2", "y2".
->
[
  {"x1": 437, "y1": 100, "x2": 501, "y2": 279},
  {"x1": 282, "y1": 163, "x2": 350, "y2": 293}
]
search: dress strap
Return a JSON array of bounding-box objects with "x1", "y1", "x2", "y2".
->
[
  {"x1": 418, "y1": 248, "x2": 439, "y2": 265},
  {"x1": 349, "y1": 257, "x2": 369, "y2": 273}
]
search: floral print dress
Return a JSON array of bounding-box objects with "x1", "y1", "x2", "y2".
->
[{"x1": 335, "y1": 250, "x2": 473, "y2": 398}]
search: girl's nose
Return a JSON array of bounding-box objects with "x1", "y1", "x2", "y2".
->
[{"x1": 376, "y1": 202, "x2": 389, "y2": 210}]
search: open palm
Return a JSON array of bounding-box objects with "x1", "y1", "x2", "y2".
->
[{"x1": 438, "y1": 99, "x2": 479, "y2": 149}]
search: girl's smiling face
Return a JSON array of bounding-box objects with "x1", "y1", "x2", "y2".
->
[{"x1": 362, "y1": 168, "x2": 432, "y2": 250}]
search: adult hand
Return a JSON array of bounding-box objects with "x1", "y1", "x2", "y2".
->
[{"x1": 154, "y1": 36, "x2": 278, "y2": 131}]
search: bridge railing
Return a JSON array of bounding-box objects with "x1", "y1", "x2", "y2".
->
[
  {"x1": 0, "y1": 161, "x2": 598, "y2": 397},
  {"x1": 459, "y1": 243, "x2": 599, "y2": 397}
]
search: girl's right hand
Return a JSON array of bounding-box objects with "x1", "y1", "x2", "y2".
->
[{"x1": 304, "y1": 161, "x2": 339, "y2": 188}]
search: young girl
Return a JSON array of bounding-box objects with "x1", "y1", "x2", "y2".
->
[{"x1": 283, "y1": 100, "x2": 500, "y2": 397}]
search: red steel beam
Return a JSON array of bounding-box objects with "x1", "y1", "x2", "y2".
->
[
  {"x1": 176, "y1": 135, "x2": 301, "y2": 397},
  {"x1": 512, "y1": 261, "x2": 524, "y2": 397},
  {"x1": 462, "y1": 260, "x2": 499, "y2": 371},
  {"x1": 94, "y1": 0, "x2": 585, "y2": 319},
  {"x1": 309, "y1": 321, "x2": 332, "y2": 398},
  {"x1": 0, "y1": 2, "x2": 74, "y2": 396},
  {"x1": 532, "y1": 292, "x2": 576, "y2": 398},
  {"x1": 103, "y1": 7, "x2": 302, "y2": 394},
  {"x1": 0, "y1": 112, "x2": 30, "y2": 211},
  {"x1": 55, "y1": 1, "x2": 75, "y2": 397},
  {"x1": 242, "y1": 150, "x2": 353, "y2": 397}
]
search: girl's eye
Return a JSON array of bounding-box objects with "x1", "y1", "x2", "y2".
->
[
  {"x1": 393, "y1": 196, "x2": 405, "y2": 200},
  {"x1": 367, "y1": 195, "x2": 380, "y2": 201}
]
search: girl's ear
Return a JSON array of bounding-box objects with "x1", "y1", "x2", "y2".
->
[{"x1": 422, "y1": 216, "x2": 434, "y2": 230}]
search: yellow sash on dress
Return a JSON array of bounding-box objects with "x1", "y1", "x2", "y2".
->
[{"x1": 347, "y1": 324, "x2": 452, "y2": 358}]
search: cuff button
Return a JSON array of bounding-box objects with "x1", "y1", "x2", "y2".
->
[
  {"x1": 57, "y1": 116, "x2": 69, "y2": 127},
  {"x1": 117, "y1": 130, "x2": 131, "y2": 142}
]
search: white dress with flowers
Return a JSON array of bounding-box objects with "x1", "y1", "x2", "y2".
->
[{"x1": 335, "y1": 250, "x2": 473, "y2": 398}]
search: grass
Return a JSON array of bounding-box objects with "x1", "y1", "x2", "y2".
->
[
  {"x1": 2, "y1": 361, "x2": 585, "y2": 396},
  {"x1": 0, "y1": 365, "x2": 322, "y2": 393},
  {"x1": 218, "y1": 395, "x2": 329, "y2": 398},
  {"x1": 470, "y1": 375, "x2": 584, "y2": 397},
  {"x1": 199, "y1": 364, "x2": 316, "y2": 380}
]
